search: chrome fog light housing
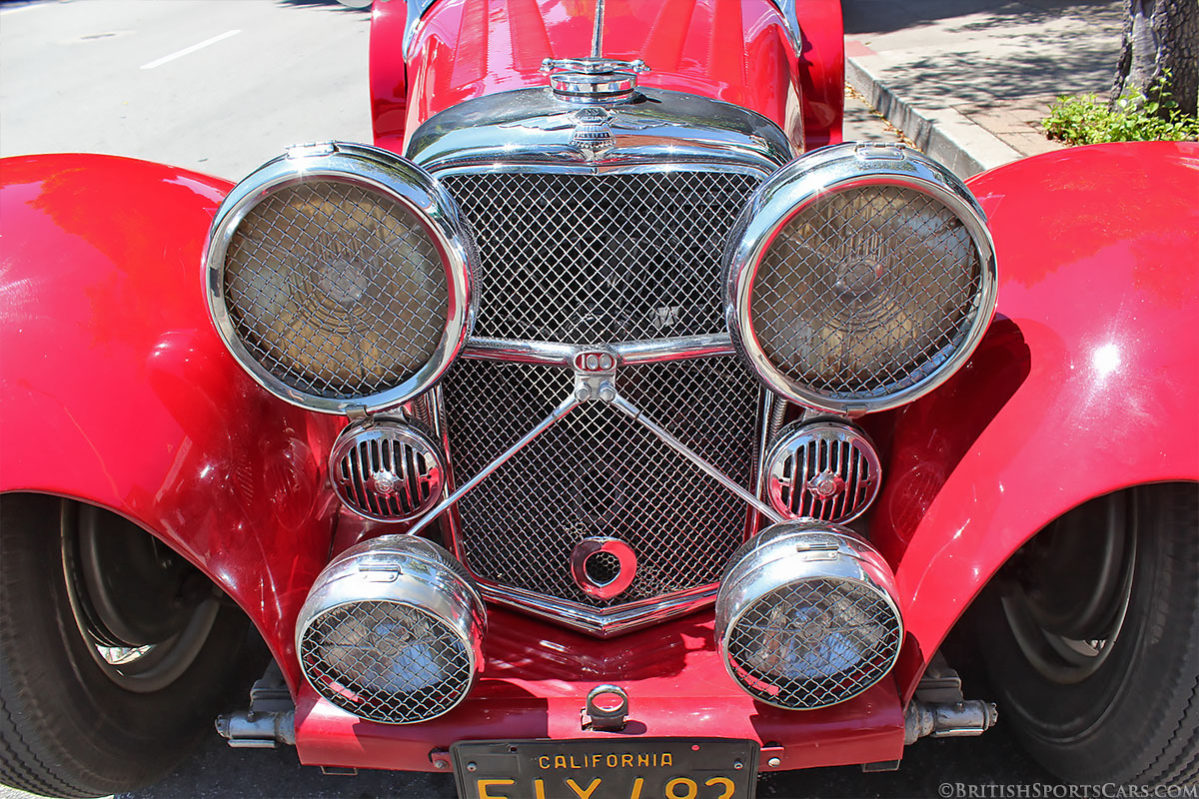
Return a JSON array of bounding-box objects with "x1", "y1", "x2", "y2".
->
[
  {"x1": 205, "y1": 142, "x2": 475, "y2": 414},
  {"x1": 296, "y1": 536, "x2": 484, "y2": 724},
  {"x1": 725, "y1": 143, "x2": 997, "y2": 414},
  {"x1": 716, "y1": 522, "x2": 902, "y2": 710}
]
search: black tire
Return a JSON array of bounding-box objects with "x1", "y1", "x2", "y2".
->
[
  {"x1": 0, "y1": 494, "x2": 254, "y2": 798},
  {"x1": 975, "y1": 482, "x2": 1199, "y2": 783}
]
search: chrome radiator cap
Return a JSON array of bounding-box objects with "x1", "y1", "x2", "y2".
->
[
  {"x1": 716, "y1": 521, "x2": 903, "y2": 710},
  {"x1": 296, "y1": 536, "x2": 484, "y2": 724}
]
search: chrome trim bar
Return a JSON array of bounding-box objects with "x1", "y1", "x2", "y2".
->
[
  {"x1": 591, "y1": 0, "x2": 604, "y2": 57},
  {"x1": 612, "y1": 334, "x2": 734, "y2": 363},
  {"x1": 463, "y1": 334, "x2": 735, "y2": 367},
  {"x1": 481, "y1": 581, "x2": 719, "y2": 639},
  {"x1": 406, "y1": 393, "x2": 580, "y2": 536},
  {"x1": 463, "y1": 338, "x2": 576, "y2": 366},
  {"x1": 608, "y1": 393, "x2": 785, "y2": 524}
]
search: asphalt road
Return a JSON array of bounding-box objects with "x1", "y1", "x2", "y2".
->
[{"x1": 1, "y1": 2, "x2": 1037, "y2": 798}]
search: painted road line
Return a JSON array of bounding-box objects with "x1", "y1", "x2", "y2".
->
[{"x1": 140, "y1": 29, "x2": 241, "y2": 70}]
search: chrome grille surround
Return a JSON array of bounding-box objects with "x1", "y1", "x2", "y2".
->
[
  {"x1": 296, "y1": 536, "x2": 484, "y2": 724},
  {"x1": 330, "y1": 419, "x2": 445, "y2": 522},
  {"x1": 716, "y1": 522, "x2": 903, "y2": 710},
  {"x1": 205, "y1": 142, "x2": 475, "y2": 415},
  {"x1": 725, "y1": 142, "x2": 997, "y2": 415},
  {"x1": 765, "y1": 420, "x2": 882, "y2": 523},
  {"x1": 407, "y1": 88, "x2": 793, "y2": 635}
]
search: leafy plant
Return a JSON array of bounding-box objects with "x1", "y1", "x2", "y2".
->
[{"x1": 1043, "y1": 74, "x2": 1199, "y2": 145}]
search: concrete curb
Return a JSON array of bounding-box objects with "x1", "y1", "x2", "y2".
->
[{"x1": 846, "y1": 56, "x2": 1022, "y2": 178}]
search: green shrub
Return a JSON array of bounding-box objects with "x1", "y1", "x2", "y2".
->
[{"x1": 1043, "y1": 76, "x2": 1199, "y2": 145}]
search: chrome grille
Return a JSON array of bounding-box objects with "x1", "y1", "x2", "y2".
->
[
  {"x1": 297, "y1": 599, "x2": 473, "y2": 724},
  {"x1": 442, "y1": 357, "x2": 760, "y2": 608},
  {"x1": 223, "y1": 180, "x2": 449, "y2": 399},
  {"x1": 751, "y1": 185, "x2": 982, "y2": 399},
  {"x1": 437, "y1": 171, "x2": 760, "y2": 344},
  {"x1": 725, "y1": 578, "x2": 902, "y2": 709}
]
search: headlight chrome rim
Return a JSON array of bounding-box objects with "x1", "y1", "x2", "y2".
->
[
  {"x1": 724, "y1": 143, "x2": 997, "y2": 415},
  {"x1": 205, "y1": 142, "x2": 475, "y2": 415}
]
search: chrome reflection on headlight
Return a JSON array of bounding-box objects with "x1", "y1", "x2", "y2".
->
[
  {"x1": 716, "y1": 522, "x2": 902, "y2": 710},
  {"x1": 296, "y1": 536, "x2": 485, "y2": 724},
  {"x1": 205, "y1": 142, "x2": 474, "y2": 414},
  {"x1": 725, "y1": 143, "x2": 996, "y2": 414}
]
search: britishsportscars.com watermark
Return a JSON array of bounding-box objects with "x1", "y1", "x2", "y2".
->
[{"x1": 938, "y1": 784, "x2": 1198, "y2": 798}]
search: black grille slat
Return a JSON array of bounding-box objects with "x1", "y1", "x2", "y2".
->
[{"x1": 439, "y1": 171, "x2": 760, "y2": 344}]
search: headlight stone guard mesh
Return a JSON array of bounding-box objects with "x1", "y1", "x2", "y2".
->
[
  {"x1": 298, "y1": 600, "x2": 473, "y2": 724},
  {"x1": 725, "y1": 578, "x2": 902, "y2": 709},
  {"x1": 749, "y1": 185, "x2": 982, "y2": 402},
  {"x1": 222, "y1": 180, "x2": 449, "y2": 400}
]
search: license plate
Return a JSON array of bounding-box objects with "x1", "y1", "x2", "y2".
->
[{"x1": 452, "y1": 738, "x2": 759, "y2": 799}]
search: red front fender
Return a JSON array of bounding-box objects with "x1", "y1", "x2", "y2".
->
[
  {"x1": 879, "y1": 142, "x2": 1199, "y2": 699},
  {"x1": 0, "y1": 154, "x2": 342, "y2": 692}
]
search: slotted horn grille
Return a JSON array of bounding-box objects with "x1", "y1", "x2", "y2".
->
[
  {"x1": 330, "y1": 419, "x2": 445, "y2": 522},
  {"x1": 765, "y1": 420, "x2": 881, "y2": 523}
]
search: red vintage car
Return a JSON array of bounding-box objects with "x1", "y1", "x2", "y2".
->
[{"x1": 1, "y1": 1, "x2": 1196, "y2": 797}]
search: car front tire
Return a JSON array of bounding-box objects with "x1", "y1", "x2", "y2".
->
[
  {"x1": 976, "y1": 482, "x2": 1199, "y2": 783},
  {"x1": 0, "y1": 494, "x2": 254, "y2": 798}
]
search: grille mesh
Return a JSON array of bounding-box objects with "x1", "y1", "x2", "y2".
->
[
  {"x1": 298, "y1": 600, "x2": 472, "y2": 724},
  {"x1": 438, "y1": 171, "x2": 760, "y2": 344},
  {"x1": 442, "y1": 357, "x2": 759, "y2": 607},
  {"x1": 725, "y1": 579, "x2": 902, "y2": 709},
  {"x1": 223, "y1": 180, "x2": 448, "y2": 399},
  {"x1": 750, "y1": 185, "x2": 982, "y2": 400}
]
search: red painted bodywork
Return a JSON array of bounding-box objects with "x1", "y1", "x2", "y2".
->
[
  {"x1": 882, "y1": 141, "x2": 1199, "y2": 699},
  {"x1": 0, "y1": 155, "x2": 343, "y2": 692},
  {"x1": 371, "y1": 0, "x2": 845, "y2": 155},
  {"x1": 2, "y1": 1, "x2": 1197, "y2": 775}
]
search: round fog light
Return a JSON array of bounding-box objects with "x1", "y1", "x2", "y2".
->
[
  {"x1": 715, "y1": 522, "x2": 902, "y2": 709},
  {"x1": 296, "y1": 536, "x2": 484, "y2": 724}
]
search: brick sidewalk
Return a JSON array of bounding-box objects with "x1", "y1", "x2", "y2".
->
[{"x1": 842, "y1": 0, "x2": 1124, "y2": 175}]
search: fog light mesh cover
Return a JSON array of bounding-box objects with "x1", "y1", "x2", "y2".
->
[
  {"x1": 716, "y1": 522, "x2": 902, "y2": 709},
  {"x1": 296, "y1": 536, "x2": 484, "y2": 724}
]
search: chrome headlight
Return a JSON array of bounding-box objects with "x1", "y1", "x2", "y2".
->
[
  {"x1": 205, "y1": 142, "x2": 474, "y2": 414},
  {"x1": 725, "y1": 143, "x2": 997, "y2": 414}
]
